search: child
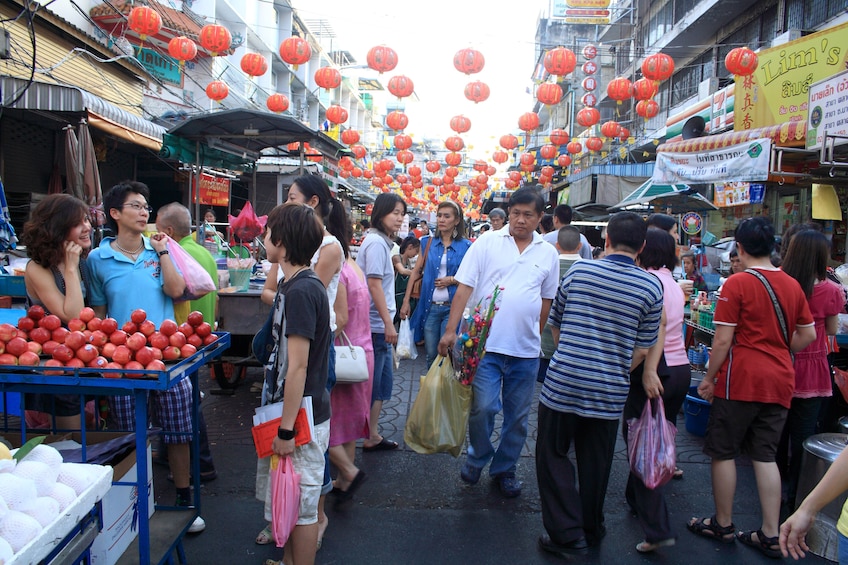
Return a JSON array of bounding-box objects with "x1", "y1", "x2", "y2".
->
[{"x1": 266, "y1": 202, "x2": 332, "y2": 565}]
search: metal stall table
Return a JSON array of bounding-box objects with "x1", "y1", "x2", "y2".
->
[{"x1": 212, "y1": 291, "x2": 269, "y2": 390}]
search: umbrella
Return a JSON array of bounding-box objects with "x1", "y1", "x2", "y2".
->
[
  {"x1": 608, "y1": 180, "x2": 718, "y2": 214},
  {"x1": 63, "y1": 124, "x2": 84, "y2": 201},
  {"x1": 77, "y1": 119, "x2": 105, "y2": 228},
  {"x1": 0, "y1": 176, "x2": 18, "y2": 251}
]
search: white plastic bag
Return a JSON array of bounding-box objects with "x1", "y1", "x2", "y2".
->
[{"x1": 396, "y1": 319, "x2": 417, "y2": 360}]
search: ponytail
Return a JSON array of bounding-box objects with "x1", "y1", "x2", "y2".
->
[{"x1": 326, "y1": 198, "x2": 351, "y2": 259}]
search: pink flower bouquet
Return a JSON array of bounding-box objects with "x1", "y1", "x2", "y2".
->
[{"x1": 452, "y1": 285, "x2": 503, "y2": 385}]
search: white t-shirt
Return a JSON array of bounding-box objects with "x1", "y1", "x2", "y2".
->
[
  {"x1": 455, "y1": 229, "x2": 560, "y2": 357},
  {"x1": 432, "y1": 252, "x2": 450, "y2": 303}
]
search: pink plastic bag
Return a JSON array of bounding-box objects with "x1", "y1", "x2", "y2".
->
[
  {"x1": 270, "y1": 455, "x2": 301, "y2": 548},
  {"x1": 165, "y1": 236, "x2": 217, "y2": 302},
  {"x1": 626, "y1": 396, "x2": 677, "y2": 489},
  {"x1": 228, "y1": 201, "x2": 267, "y2": 243}
]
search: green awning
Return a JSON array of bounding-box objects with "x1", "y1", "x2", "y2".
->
[{"x1": 608, "y1": 180, "x2": 717, "y2": 213}]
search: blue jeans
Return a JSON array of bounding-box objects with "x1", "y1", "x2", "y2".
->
[
  {"x1": 467, "y1": 352, "x2": 539, "y2": 477},
  {"x1": 424, "y1": 303, "x2": 452, "y2": 368},
  {"x1": 840, "y1": 530, "x2": 848, "y2": 565},
  {"x1": 371, "y1": 332, "x2": 394, "y2": 402}
]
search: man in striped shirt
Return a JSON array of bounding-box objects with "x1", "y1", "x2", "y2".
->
[{"x1": 536, "y1": 211, "x2": 664, "y2": 557}]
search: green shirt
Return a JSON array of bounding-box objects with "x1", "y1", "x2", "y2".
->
[{"x1": 173, "y1": 234, "x2": 218, "y2": 325}]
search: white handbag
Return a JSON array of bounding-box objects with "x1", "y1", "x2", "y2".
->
[{"x1": 334, "y1": 332, "x2": 369, "y2": 384}]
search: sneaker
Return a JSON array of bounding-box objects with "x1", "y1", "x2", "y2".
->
[
  {"x1": 496, "y1": 473, "x2": 522, "y2": 498},
  {"x1": 460, "y1": 462, "x2": 483, "y2": 485},
  {"x1": 188, "y1": 515, "x2": 206, "y2": 534}
]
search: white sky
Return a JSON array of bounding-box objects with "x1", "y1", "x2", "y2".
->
[{"x1": 292, "y1": 0, "x2": 548, "y2": 157}]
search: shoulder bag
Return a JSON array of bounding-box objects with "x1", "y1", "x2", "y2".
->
[
  {"x1": 410, "y1": 236, "x2": 435, "y2": 299},
  {"x1": 334, "y1": 331, "x2": 369, "y2": 383},
  {"x1": 745, "y1": 268, "x2": 790, "y2": 348}
]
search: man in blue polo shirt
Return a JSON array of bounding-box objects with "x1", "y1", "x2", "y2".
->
[{"x1": 536, "y1": 211, "x2": 664, "y2": 556}]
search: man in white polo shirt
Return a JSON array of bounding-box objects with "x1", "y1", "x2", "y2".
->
[{"x1": 438, "y1": 187, "x2": 560, "y2": 498}]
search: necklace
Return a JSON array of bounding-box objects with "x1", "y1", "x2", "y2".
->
[{"x1": 113, "y1": 239, "x2": 144, "y2": 258}]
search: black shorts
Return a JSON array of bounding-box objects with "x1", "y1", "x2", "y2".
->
[{"x1": 704, "y1": 397, "x2": 788, "y2": 462}]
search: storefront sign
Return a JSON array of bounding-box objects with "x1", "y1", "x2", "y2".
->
[
  {"x1": 653, "y1": 139, "x2": 772, "y2": 184},
  {"x1": 681, "y1": 212, "x2": 702, "y2": 235},
  {"x1": 134, "y1": 46, "x2": 182, "y2": 87},
  {"x1": 735, "y1": 22, "x2": 848, "y2": 131},
  {"x1": 714, "y1": 182, "x2": 765, "y2": 207},
  {"x1": 807, "y1": 70, "x2": 848, "y2": 150},
  {"x1": 552, "y1": 0, "x2": 610, "y2": 21},
  {"x1": 194, "y1": 173, "x2": 230, "y2": 206},
  {"x1": 557, "y1": 186, "x2": 570, "y2": 205}
]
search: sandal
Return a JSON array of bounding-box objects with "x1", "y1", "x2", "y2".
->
[
  {"x1": 255, "y1": 525, "x2": 275, "y2": 545},
  {"x1": 737, "y1": 529, "x2": 781, "y2": 559},
  {"x1": 687, "y1": 516, "x2": 736, "y2": 543},
  {"x1": 673, "y1": 467, "x2": 684, "y2": 480},
  {"x1": 636, "y1": 538, "x2": 676, "y2": 553}
]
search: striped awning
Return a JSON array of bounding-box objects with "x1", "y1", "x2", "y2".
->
[{"x1": 657, "y1": 121, "x2": 806, "y2": 154}]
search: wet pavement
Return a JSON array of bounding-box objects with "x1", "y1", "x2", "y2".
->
[{"x1": 164, "y1": 351, "x2": 833, "y2": 564}]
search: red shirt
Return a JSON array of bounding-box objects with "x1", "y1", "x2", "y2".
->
[{"x1": 714, "y1": 268, "x2": 814, "y2": 408}]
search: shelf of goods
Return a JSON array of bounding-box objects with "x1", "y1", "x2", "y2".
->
[{"x1": 0, "y1": 332, "x2": 231, "y2": 565}]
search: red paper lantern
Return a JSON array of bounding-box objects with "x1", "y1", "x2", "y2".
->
[
  {"x1": 508, "y1": 171, "x2": 522, "y2": 182},
  {"x1": 582, "y1": 92, "x2": 598, "y2": 106},
  {"x1": 566, "y1": 141, "x2": 583, "y2": 154},
  {"x1": 408, "y1": 165, "x2": 421, "y2": 177},
  {"x1": 240, "y1": 53, "x2": 268, "y2": 78},
  {"x1": 338, "y1": 156, "x2": 353, "y2": 169},
  {"x1": 432, "y1": 176, "x2": 443, "y2": 186},
  {"x1": 544, "y1": 47, "x2": 577, "y2": 76},
  {"x1": 540, "y1": 165, "x2": 555, "y2": 177},
  {"x1": 519, "y1": 153, "x2": 536, "y2": 166},
  {"x1": 464, "y1": 81, "x2": 490, "y2": 104},
  {"x1": 426, "y1": 160, "x2": 441, "y2": 173},
  {"x1": 471, "y1": 160, "x2": 486, "y2": 172},
  {"x1": 386, "y1": 111, "x2": 408, "y2": 131},
  {"x1": 351, "y1": 145, "x2": 367, "y2": 159},
  {"x1": 396, "y1": 174, "x2": 409, "y2": 184},
  {"x1": 351, "y1": 167, "x2": 363, "y2": 178},
  {"x1": 394, "y1": 134, "x2": 413, "y2": 150},
  {"x1": 537, "y1": 83, "x2": 563, "y2": 106},
  {"x1": 445, "y1": 136, "x2": 465, "y2": 152},
  {"x1": 520, "y1": 163, "x2": 535, "y2": 173},
  {"x1": 492, "y1": 150, "x2": 508, "y2": 164},
  {"x1": 128, "y1": 6, "x2": 162, "y2": 40},
  {"x1": 725, "y1": 47, "x2": 758, "y2": 77},
  {"x1": 486, "y1": 166, "x2": 496, "y2": 176},
  {"x1": 636, "y1": 99, "x2": 660, "y2": 118},
  {"x1": 326, "y1": 105, "x2": 348, "y2": 125},
  {"x1": 606, "y1": 77, "x2": 632, "y2": 104},
  {"x1": 500, "y1": 134, "x2": 518, "y2": 150},
  {"x1": 363, "y1": 169, "x2": 374, "y2": 179},
  {"x1": 266, "y1": 93, "x2": 289, "y2": 113},
  {"x1": 279, "y1": 37, "x2": 311, "y2": 68},
  {"x1": 371, "y1": 177, "x2": 383, "y2": 188},
  {"x1": 619, "y1": 127, "x2": 630, "y2": 141},
  {"x1": 518, "y1": 112, "x2": 540, "y2": 132},
  {"x1": 600, "y1": 121, "x2": 621, "y2": 138},
  {"x1": 631, "y1": 78, "x2": 658, "y2": 101},
  {"x1": 505, "y1": 179, "x2": 518, "y2": 189},
  {"x1": 445, "y1": 166, "x2": 459, "y2": 178},
  {"x1": 454, "y1": 48, "x2": 485, "y2": 75},
  {"x1": 314, "y1": 67, "x2": 341, "y2": 90},
  {"x1": 550, "y1": 129, "x2": 569, "y2": 146},
  {"x1": 387, "y1": 75, "x2": 415, "y2": 98},
  {"x1": 539, "y1": 144, "x2": 557, "y2": 160},
  {"x1": 367, "y1": 45, "x2": 398, "y2": 74},
  {"x1": 339, "y1": 170, "x2": 351, "y2": 179},
  {"x1": 340, "y1": 129, "x2": 360, "y2": 145},
  {"x1": 450, "y1": 115, "x2": 472, "y2": 134},
  {"x1": 585, "y1": 137, "x2": 603, "y2": 152},
  {"x1": 168, "y1": 36, "x2": 197, "y2": 65},
  {"x1": 576, "y1": 107, "x2": 600, "y2": 127},
  {"x1": 205, "y1": 80, "x2": 228, "y2": 102},
  {"x1": 199, "y1": 24, "x2": 231, "y2": 57},
  {"x1": 641, "y1": 53, "x2": 675, "y2": 82},
  {"x1": 475, "y1": 174, "x2": 488, "y2": 185},
  {"x1": 445, "y1": 152, "x2": 462, "y2": 166},
  {"x1": 557, "y1": 154, "x2": 572, "y2": 167},
  {"x1": 396, "y1": 150, "x2": 414, "y2": 165}
]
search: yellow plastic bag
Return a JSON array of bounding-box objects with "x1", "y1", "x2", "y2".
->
[{"x1": 404, "y1": 356, "x2": 472, "y2": 458}]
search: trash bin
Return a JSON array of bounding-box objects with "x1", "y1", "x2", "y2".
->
[{"x1": 796, "y1": 433, "x2": 848, "y2": 561}]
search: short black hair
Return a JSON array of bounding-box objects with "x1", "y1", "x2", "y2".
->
[
  {"x1": 607, "y1": 211, "x2": 647, "y2": 253},
  {"x1": 540, "y1": 214, "x2": 554, "y2": 233},
  {"x1": 553, "y1": 204, "x2": 573, "y2": 225},
  {"x1": 508, "y1": 186, "x2": 545, "y2": 215},
  {"x1": 266, "y1": 203, "x2": 323, "y2": 267},
  {"x1": 638, "y1": 228, "x2": 677, "y2": 270},
  {"x1": 646, "y1": 213, "x2": 677, "y2": 233},
  {"x1": 371, "y1": 193, "x2": 406, "y2": 235},
  {"x1": 360, "y1": 219, "x2": 370, "y2": 230},
  {"x1": 400, "y1": 235, "x2": 420, "y2": 254},
  {"x1": 735, "y1": 217, "x2": 775, "y2": 258},
  {"x1": 556, "y1": 226, "x2": 581, "y2": 252},
  {"x1": 103, "y1": 181, "x2": 150, "y2": 233}
]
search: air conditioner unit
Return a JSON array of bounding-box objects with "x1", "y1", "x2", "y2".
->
[
  {"x1": 699, "y1": 78, "x2": 719, "y2": 99},
  {"x1": 772, "y1": 29, "x2": 802, "y2": 47}
]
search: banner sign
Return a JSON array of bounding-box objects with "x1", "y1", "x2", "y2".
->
[
  {"x1": 714, "y1": 182, "x2": 765, "y2": 207},
  {"x1": 552, "y1": 0, "x2": 610, "y2": 22},
  {"x1": 653, "y1": 139, "x2": 772, "y2": 184},
  {"x1": 134, "y1": 46, "x2": 182, "y2": 87},
  {"x1": 194, "y1": 173, "x2": 230, "y2": 206},
  {"x1": 807, "y1": 70, "x2": 848, "y2": 150}
]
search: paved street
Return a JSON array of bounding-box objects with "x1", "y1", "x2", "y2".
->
[{"x1": 162, "y1": 351, "x2": 833, "y2": 564}]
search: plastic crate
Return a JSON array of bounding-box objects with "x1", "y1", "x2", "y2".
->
[
  {"x1": 0, "y1": 275, "x2": 26, "y2": 297},
  {"x1": 700, "y1": 311, "x2": 714, "y2": 329}
]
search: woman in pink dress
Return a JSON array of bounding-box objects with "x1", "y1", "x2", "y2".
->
[{"x1": 328, "y1": 257, "x2": 374, "y2": 505}]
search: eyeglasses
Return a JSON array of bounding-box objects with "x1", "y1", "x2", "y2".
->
[{"x1": 122, "y1": 202, "x2": 153, "y2": 214}]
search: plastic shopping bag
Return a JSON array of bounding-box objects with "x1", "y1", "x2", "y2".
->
[
  {"x1": 270, "y1": 454, "x2": 301, "y2": 548},
  {"x1": 396, "y1": 319, "x2": 417, "y2": 360},
  {"x1": 834, "y1": 367, "x2": 848, "y2": 404},
  {"x1": 229, "y1": 201, "x2": 267, "y2": 243},
  {"x1": 404, "y1": 356, "x2": 472, "y2": 458},
  {"x1": 166, "y1": 236, "x2": 217, "y2": 301},
  {"x1": 626, "y1": 396, "x2": 677, "y2": 489}
]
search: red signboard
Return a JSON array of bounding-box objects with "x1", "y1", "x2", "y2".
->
[{"x1": 193, "y1": 173, "x2": 230, "y2": 206}]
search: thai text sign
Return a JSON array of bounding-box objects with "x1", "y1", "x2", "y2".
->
[
  {"x1": 194, "y1": 173, "x2": 230, "y2": 206},
  {"x1": 552, "y1": 0, "x2": 610, "y2": 22},
  {"x1": 807, "y1": 70, "x2": 848, "y2": 150},
  {"x1": 734, "y1": 22, "x2": 848, "y2": 131},
  {"x1": 653, "y1": 139, "x2": 772, "y2": 184},
  {"x1": 134, "y1": 46, "x2": 181, "y2": 87},
  {"x1": 714, "y1": 182, "x2": 765, "y2": 207}
]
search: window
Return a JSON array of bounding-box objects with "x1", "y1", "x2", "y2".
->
[{"x1": 670, "y1": 63, "x2": 700, "y2": 106}]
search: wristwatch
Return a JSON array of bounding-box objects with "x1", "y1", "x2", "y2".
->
[
  {"x1": 277, "y1": 428, "x2": 295, "y2": 441},
  {"x1": 157, "y1": 250, "x2": 169, "y2": 257}
]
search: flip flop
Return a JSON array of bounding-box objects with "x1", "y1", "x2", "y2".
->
[
  {"x1": 255, "y1": 525, "x2": 274, "y2": 545},
  {"x1": 363, "y1": 438, "x2": 398, "y2": 452}
]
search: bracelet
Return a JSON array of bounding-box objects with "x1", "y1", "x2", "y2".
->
[
  {"x1": 277, "y1": 428, "x2": 295, "y2": 440},
  {"x1": 157, "y1": 250, "x2": 169, "y2": 257}
]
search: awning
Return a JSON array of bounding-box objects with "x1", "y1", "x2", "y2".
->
[
  {"x1": 609, "y1": 180, "x2": 718, "y2": 213},
  {"x1": 255, "y1": 156, "x2": 321, "y2": 175},
  {"x1": 0, "y1": 77, "x2": 164, "y2": 150},
  {"x1": 657, "y1": 121, "x2": 805, "y2": 154}
]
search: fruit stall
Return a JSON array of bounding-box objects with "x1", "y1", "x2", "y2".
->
[{"x1": 0, "y1": 305, "x2": 231, "y2": 564}]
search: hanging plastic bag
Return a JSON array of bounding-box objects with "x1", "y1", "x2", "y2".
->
[
  {"x1": 165, "y1": 236, "x2": 217, "y2": 302},
  {"x1": 270, "y1": 454, "x2": 301, "y2": 548},
  {"x1": 396, "y1": 319, "x2": 417, "y2": 360},
  {"x1": 834, "y1": 367, "x2": 848, "y2": 404},
  {"x1": 229, "y1": 201, "x2": 267, "y2": 243},
  {"x1": 404, "y1": 356, "x2": 472, "y2": 458},
  {"x1": 626, "y1": 396, "x2": 677, "y2": 490}
]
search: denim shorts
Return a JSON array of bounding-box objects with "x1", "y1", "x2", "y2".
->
[{"x1": 371, "y1": 332, "x2": 394, "y2": 402}]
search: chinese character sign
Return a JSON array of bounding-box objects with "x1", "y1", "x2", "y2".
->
[{"x1": 194, "y1": 173, "x2": 230, "y2": 206}]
